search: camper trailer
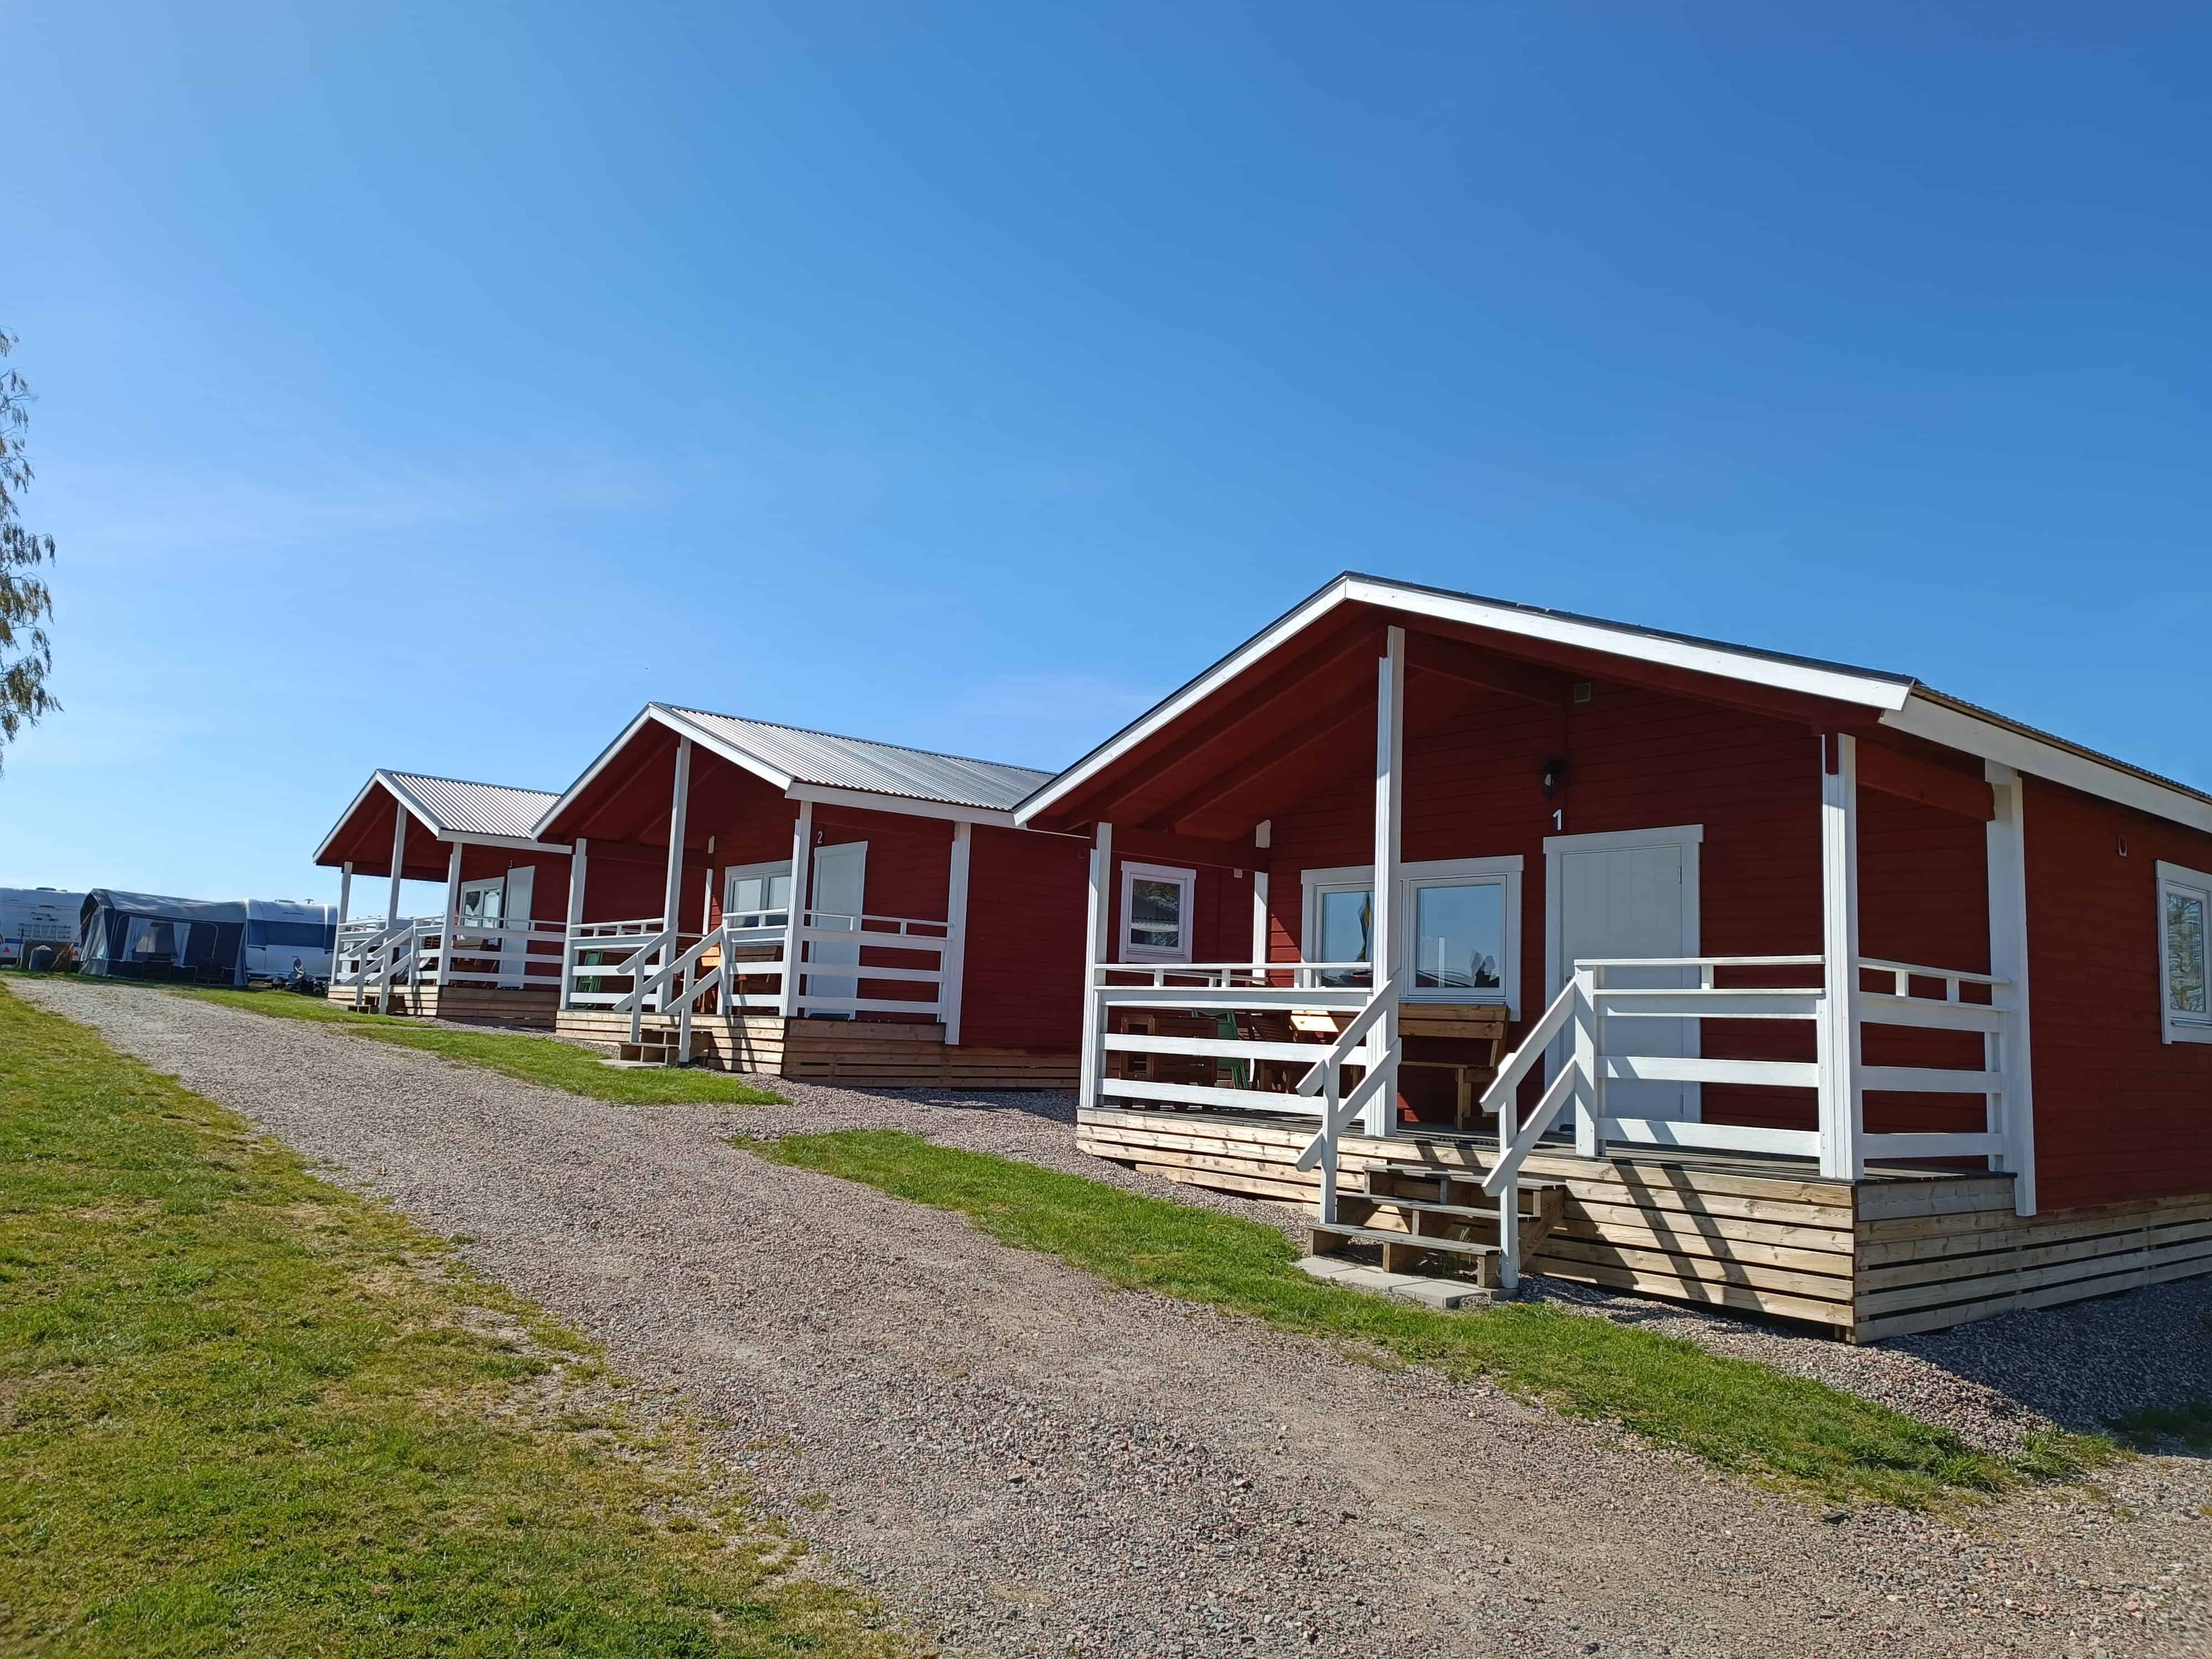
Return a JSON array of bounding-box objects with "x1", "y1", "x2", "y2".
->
[{"x1": 0, "y1": 886, "x2": 86, "y2": 969}]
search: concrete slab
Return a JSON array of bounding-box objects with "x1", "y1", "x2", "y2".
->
[{"x1": 1295, "y1": 1254, "x2": 1502, "y2": 1311}]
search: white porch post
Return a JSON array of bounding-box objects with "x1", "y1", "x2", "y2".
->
[
  {"x1": 1251, "y1": 820, "x2": 1271, "y2": 980},
  {"x1": 382, "y1": 801, "x2": 408, "y2": 1014},
  {"x1": 437, "y1": 842, "x2": 463, "y2": 989},
  {"x1": 1817, "y1": 733, "x2": 1865, "y2": 1181},
  {"x1": 1985, "y1": 762, "x2": 2038, "y2": 1215},
  {"x1": 1368, "y1": 625, "x2": 1405, "y2": 1137},
  {"x1": 560, "y1": 838, "x2": 587, "y2": 1011},
  {"x1": 336, "y1": 862, "x2": 353, "y2": 929},
  {"x1": 941, "y1": 822, "x2": 972, "y2": 1046},
  {"x1": 1077, "y1": 822, "x2": 1114, "y2": 1112},
  {"x1": 385, "y1": 801, "x2": 408, "y2": 926},
  {"x1": 779, "y1": 801, "x2": 814, "y2": 1018},
  {"x1": 660, "y1": 738, "x2": 693, "y2": 1011}
]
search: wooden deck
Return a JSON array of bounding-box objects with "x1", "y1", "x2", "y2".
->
[
  {"x1": 1078, "y1": 1106, "x2": 2212, "y2": 1340},
  {"x1": 555, "y1": 1008, "x2": 1078, "y2": 1091}
]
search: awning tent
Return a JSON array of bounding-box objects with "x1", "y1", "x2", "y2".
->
[{"x1": 77, "y1": 891, "x2": 261, "y2": 987}]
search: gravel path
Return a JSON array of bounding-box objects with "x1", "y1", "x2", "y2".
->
[{"x1": 18, "y1": 978, "x2": 2209, "y2": 1659}]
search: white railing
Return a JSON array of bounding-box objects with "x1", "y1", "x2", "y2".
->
[
  {"x1": 566, "y1": 909, "x2": 958, "y2": 1052},
  {"x1": 415, "y1": 917, "x2": 569, "y2": 990},
  {"x1": 1089, "y1": 961, "x2": 1378, "y2": 1117}
]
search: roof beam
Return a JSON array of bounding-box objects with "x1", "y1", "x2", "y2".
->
[
  {"x1": 1855, "y1": 739, "x2": 1995, "y2": 822},
  {"x1": 1403, "y1": 630, "x2": 1576, "y2": 708},
  {"x1": 1156, "y1": 681, "x2": 1376, "y2": 836}
]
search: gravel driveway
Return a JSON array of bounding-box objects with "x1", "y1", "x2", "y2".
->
[{"x1": 18, "y1": 978, "x2": 2208, "y2": 1659}]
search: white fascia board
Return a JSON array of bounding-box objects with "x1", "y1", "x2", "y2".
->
[
  {"x1": 784, "y1": 782, "x2": 1018, "y2": 828},
  {"x1": 1013, "y1": 572, "x2": 1919, "y2": 827},
  {"x1": 529, "y1": 705, "x2": 797, "y2": 841},
  {"x1": 1338, "y1": 577, "x2": 1917, "y2": 712},
  {"x1": 313, "y1": 771, "x2": 437, "y2": 865},
  {"x1": 435, "y1": 831, "x2": 575, "y2": 854},
  {"x1": 1884, "y1": 696, "x2": 2212, "y2": 835},
  {"x1": 1014, "y1": 580, "x2": 1355, "y2": 824}
]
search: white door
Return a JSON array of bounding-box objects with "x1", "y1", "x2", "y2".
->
[
  {"x1": 804, "y1": 842, "x2": 867, "y2": 1017},
  {"x1": 500, "y1": 865, "x2": 535, "y2": 988},
  {"x1": 1550, "y1": 829, "x2": 1701, "y2": 1123}
]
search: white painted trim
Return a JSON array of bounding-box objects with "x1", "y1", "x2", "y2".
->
[
  {"x1": 2155, "y1": 858, "x2": 2212, "y2": 1047},
  {"x1": 1543, "y1": 825, "x2": 1703, "y2": 1119},
  {"x1": 660, "y1": 738, "x2": 693, "y2": 937},
  {"x1": 1016, "y1": 573, "x2": 1918, "y2": 825},
  {"x1": 1986, "y1": 764, "x2": 2038, "y2": 1214},
  {"x1": 1818, "y1": 737, "x2": 1864, "y2": 1180},
  {"x1": 784, "y1": 782, "x2": 1021, "y2": 828},
  {"x1": 560, "y1": 837, "x2": 587, "y2": 1010},
  {"x1": 722, "y1": 859, "x2": 795, "y2": 927},
  {"x1": 385, "y1": 800, "x2": 408, "y2": 929},
  {"x1": 779, "y1": 802, "x2": 813, "y2": 1018},
  {"x1": 1251, "y1": 869, "x2": 1270, "y2": 968},
  {"x1": 434, "y1": 830, "x2": 573, "y2": 854},
  {"x1": 1885, "y1": 695, "x2": 2212, "y2": 837},
  {"x1": 1370, "y1": 627, "x2": 1406, "y2": 1136},
  {"x1": 1010, "y1": 573, "x2": 2212, "y2": 842},
  {"x1": 1119, "y1": 860, "x2": 1198, "y2": 964},
  {"x1": 943, "y1": 822, "x2": 972, "y2": 1047},
  {"x1": 1078, "y1": 823, "x2": 1114, "y2": 1109}
]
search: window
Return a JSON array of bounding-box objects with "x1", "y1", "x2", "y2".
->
[
  {"x1": 2159, "y1": 861, "x2": 2212, "y2": 1045},
  {"x1": 1120, "y1": 862, "x2": 1196, "y2": 963},
  {"x1": 1301, "y1": 856, "x2": 1522, "y2": 1013},
  {"x1": 723, "y1": 862, "x2": 792, "y2": 933},
  {"x1": 458, "y1": 878, "x2": 504, "y2": 931}
]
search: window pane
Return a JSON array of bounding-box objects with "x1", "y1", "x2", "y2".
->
[
  {"x1": 1414, "y1": 881, "x2": 1503, "y2": 993},
  {"x1": 1317, "y1": 888, "x2": 1372, "y2": 988},
  {"x1": 1129, "y1": 877, "x2": 1183, "y2": 949},
  {"x1": 2170, "y1": 888, "x2": 2209, "y2": 1016}
]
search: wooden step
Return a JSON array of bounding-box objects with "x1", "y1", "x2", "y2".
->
[
  {"x1": 1344, "y1": 1192, "x2": 1507, "y2": 1220},
  {"x1": 1310, "y1": 1222, "x2": 1504, "y2": 1286}
]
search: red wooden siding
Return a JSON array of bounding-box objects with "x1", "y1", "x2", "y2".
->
[
  {"x1": 2022, "y1": 776, "x2": 2212, "y2": 1211},
  {"x1": 1230, "y1": 681, "x2": 1992, "y2": 1135},
  {"x1": 959, "y1": 826, "x2": 1092, "y2": 1051}
]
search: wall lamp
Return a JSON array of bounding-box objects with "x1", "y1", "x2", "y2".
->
[{"x1": 1540, "y1": 755, "x2": 1569, "y2": 800}]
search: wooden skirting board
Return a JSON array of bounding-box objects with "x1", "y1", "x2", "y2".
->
[
  {"x1": 553, "y1": 1009, "x2": 1077, "y2": 1091},
  {"x1": 325, "y1": 982, "x2": 560, "y2": 1029},
  {"x1": 1075, "y1": 1107, "x2": 2212, "y2": 1341}
]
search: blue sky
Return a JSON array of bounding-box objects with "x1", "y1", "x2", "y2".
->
[{"x1": 5, "y1": 3, "x2": 2208, "y2": 910}]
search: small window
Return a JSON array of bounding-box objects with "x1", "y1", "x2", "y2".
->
[
  {"x1": 1120, "y1": 862, "x2": 1196, "y2": 963},
  {"x1": 2159, "y1": 861, "x2": 2212, "y2": 1045}
]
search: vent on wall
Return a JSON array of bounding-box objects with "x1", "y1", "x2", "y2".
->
[{"x1": 1573, "y1": 681, "x2": 1594, "y2": 704}]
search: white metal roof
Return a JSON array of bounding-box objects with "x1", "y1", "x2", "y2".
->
[
  {"x1": 660, "y1": 706, "x2": 1053, "y2": 811},
  {"x1": 382, "y1": 771, "x2": 562, "y2": 840},
  {"x1": 1015, "y1": 571, "x2": 2212, "y2": 836},
  {"x1": 314, "y1": 770, "x2": 570, "y2": 864}
]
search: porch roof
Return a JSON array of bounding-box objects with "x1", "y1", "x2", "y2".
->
[
  {"x1": 314, "y1": 771, "x2": 568, "y2": 869},
  {"x1": 535, "y1": 704, "x2": 1054, "y2": 837},
  {"x1": 1015, "y1": 571, "x2": 2212, "y2": 836}
]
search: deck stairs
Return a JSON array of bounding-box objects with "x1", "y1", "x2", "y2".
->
[
  {"x1": 604, "y1": 1031, "x2": 682, "y2": 1068},
  {"x1": 1310, "y1": 1164, "x2": 1566, "y2": 1290}
]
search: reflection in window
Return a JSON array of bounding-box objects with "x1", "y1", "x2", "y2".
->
[
  {"x1": 2170, "y1": 888, "x2": 2208, "y2": 1017},
  {"x1": 1129, "y1": 878, "x2": 1184, "y2": 954},
  {"x1": 727, "y1": 871, "x2": 792, "y2": 931},
  {"x1": 1413, "y1": 881, "x2": 1503, "y2": 992},
  {"x1": 1317, "y1": 888, "x2": 1372, "y2": 988}
]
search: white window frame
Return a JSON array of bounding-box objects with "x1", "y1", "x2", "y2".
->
[
  {"x1": 722, "y1": 860, "x2": 794, "y2": 935},
  {"x1": 1120, "y1": 860, "x2": 1197, "y2": 964},
  {"x1": 2156, "y1": 859, "x2": 2212, "y2": 1046},
  {"x1": 457, "y1": 876, "x2": 505, "y2": 934},
  {"x1": 1300, "y1": 855, "x2": 1524, "y2": 1015}
]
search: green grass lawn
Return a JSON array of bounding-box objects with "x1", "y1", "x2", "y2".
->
[
  {"x1": 163, "y1": 983, "x2": 784, "y2": 1107},
  {"x1": 0, "y1": 981, "x2": 906, "y2": 1657},
  {"x1": 740, "y1": 1128, "x2": 2114, "y2": 1511}
]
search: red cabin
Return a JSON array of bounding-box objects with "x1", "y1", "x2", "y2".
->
[
  {"x1": 1017, "y1": 573, "x2": 2212, "y2": 1339},
  {"x1": 534, "y1": 705, "x2": 1088, "y2": 1088},
  {"x1": 314, "y1": 771, "x2": 575, "y2": 1026}
]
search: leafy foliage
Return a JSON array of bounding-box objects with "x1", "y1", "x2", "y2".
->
[{"x1": 0, "y1": 331, "x2": 59, "y2": 770}]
